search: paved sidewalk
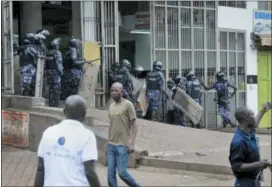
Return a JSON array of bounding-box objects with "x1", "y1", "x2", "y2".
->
[{"x1": 2, "y1": 146, "x2": 271, "y2": 186}]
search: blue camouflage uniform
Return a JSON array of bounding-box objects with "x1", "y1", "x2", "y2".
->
[
  {"x1": 115, "y1": 67, "x2": 133, "y2": 101},
  {"x1": 202, "y1": 72, "x2": 236, "y2": 127},
  {"x1": 213, "y1": 81, "x2": 232, "y2": 126},
  {"x1": 20, "y1": 43, "x2": 39, "y2": 96},
  {"x1": 61, "y1": 46, "x2": 83, "y2": 99},
  {"x1": 45, "y1": 49, "x2": 63, "y2": 107},
  {"x1": 146, "y1": 70, "x2": 165, "y2": 121}
]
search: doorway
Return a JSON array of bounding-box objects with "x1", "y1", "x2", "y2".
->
[
  {"x1": 119, "y1": 41, "x2": 135, "y2": 67},
  {"x1": 257, "y1": 52, "x2": 271, "y2": 128}
]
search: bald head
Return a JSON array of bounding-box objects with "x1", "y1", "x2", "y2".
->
[
  {"x1": 111, "y1": 82, "x2": 123, "y2": 90},
  {"x1": 64, "y1": 95, "x2": 87, "y2": 122},
  {"x1": 111, "y1": 82, "x2": 123, "y2": 101},
  {"x1": 234, "y1": 106, "x2": 255, "y2": 127}
]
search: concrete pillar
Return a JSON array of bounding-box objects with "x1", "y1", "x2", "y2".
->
[
  {"x1": 22, "y1": 2, "x2": 42, "y2": 34},
  {"x1": 71, "y1": 1, "x2": 81, "y2": 38}
]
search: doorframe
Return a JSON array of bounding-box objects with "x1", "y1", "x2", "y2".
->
[{"x1": 257, "y1": 51, "x2": 271, "y2": 128}]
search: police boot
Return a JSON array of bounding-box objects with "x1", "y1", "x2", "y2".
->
[
  {"x1": 151, "y1": 110, "x2": 157, "y2": 121},
  {"x1": 222, "y1": 120, "x2": 227, "y2": 128}
]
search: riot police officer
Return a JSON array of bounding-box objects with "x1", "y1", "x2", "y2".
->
[
  {"x1": 185, "y1": 71, "x2": 202, "y2": 128},
  {"x1": 133, "y1": 65, "x2": 144, "y2": 78},
  {"x1": 186, "y1": 71, "x2": 202, "y2": 104},
  {"x1": 166, "y1": 79, "x2": 175, "y2": 124},
  {"x1": 108, "y1": 62, "x2": 120, "y2": 90},
  {"x1": 114, "y1": 59, "x2": 134, "y2": 101},
  {"x1": 34, "y1": 29, "x2": 50, "y2": 55},
  {"x1": 172, "y1": 74, "x2": 187, "y2": 126},
  {"x1": 146, "y1": 60, "x2": 167, "y2": 121},
  {"x1": 45, "y1": 38, "x2": 63, "y2": 107},
  {"x1": 174, "y1": 75, "x2": 186, "y2": 91},
  {"x1": 201, "y1": 71, "x2": 237, "y2": 127},
  {"x1": 61, "y1": 37, "x2": 83, "y2": 100},
  {"x1": 20, "y1": 33, "x2": 39, "y2": 96}
]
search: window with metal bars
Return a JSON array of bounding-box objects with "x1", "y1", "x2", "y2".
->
[
  {"x1": 258, "y1": 1, "x2": 272, "y2": 11},
  {"x1": 218, "y1": 1, "x2": 246, "y2": 9},
  {"x1": 219, "y1": 31, "x2": 246, "y2": 91}
]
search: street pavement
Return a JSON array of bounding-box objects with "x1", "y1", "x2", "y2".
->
[{"x1": 2, "y1": 146, "x2": 271, "y2": 186}]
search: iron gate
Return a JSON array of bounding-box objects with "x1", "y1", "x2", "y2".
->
[
  {"x1": 1, "y1": 1, "x2": 14, "y2": 94},
  {"x1": 150, "y1": 1, "x2": 246, "y2": 127},
  {"x1": 101, "y1": 0, "x2": 119, "y2": 107}
]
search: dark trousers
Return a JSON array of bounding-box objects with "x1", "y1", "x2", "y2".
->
[{"x1": 167, "y1": 110, "x2": 174, "y2": 124}]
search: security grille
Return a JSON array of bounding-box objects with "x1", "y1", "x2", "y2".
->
[
  {"x1": 219, "y1": 30, "x2": 246, "y2": 124},
  {"x1": 151, "y1": 1, "x2": 218, "y2": 126}
]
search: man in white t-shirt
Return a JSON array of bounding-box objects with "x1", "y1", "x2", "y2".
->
[{"x1": 34, "y1": 95, "x2": 101, "y2": 187}]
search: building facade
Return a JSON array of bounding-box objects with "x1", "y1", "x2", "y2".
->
[{"x1": 2, "y1": 1, "x2": 271, "y2": 127}]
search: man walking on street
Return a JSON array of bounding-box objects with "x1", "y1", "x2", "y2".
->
[
  {"x1": 229, "y1": 102, "x2": 271, "y2": 187},
  {"x1": 107, "y1": 82, "x2": 141, "y2": 187},
  {"x1": 34, "y1": 95, "x2": 101, "y2": 187}
]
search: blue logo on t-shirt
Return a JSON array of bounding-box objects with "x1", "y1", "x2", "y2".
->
[{"x1": 57, "y1": 137, "x2": 65, "y2": 145}]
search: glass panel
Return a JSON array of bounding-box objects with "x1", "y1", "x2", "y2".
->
[
  {"x1": 180, "y1": 1, "x2": 191, "y2": 7},
  {"x1": 193, "y1": 9, "x2": 204, "y2": 27},
  {"x1": 181, "y1": 51, "x2": 192, "y2": 75},
  {"x1": 181, "y1": 28, "x2": 191, "y2": 49},
  {"x1": 207, "y1": 51, "x2": 216, "y2": 85},
  {"x1": 193, "y1": 1, "x2": 204, "y2": 7},
  {"x1": 167, "y1": 1, "x2": 178, "y2": 6},
  {"x1": 207, "y1": 30, "x2": 216, "y2": 50},
  {"x1": 227, "y1": 1, "x2": 236, "y2": 7},
  {"x1": 206, "y1": 1, "x2": 216, "y2": 8},
  {"x1": 206, "y1": 10, "x2": 215, "y2": 30},
  {"x1": 220, "y1": 51, "x2": 227, "y2": 73},
  {"x1": 180, "y1": 8, "x2": 191, "y2": 27},
  {"x1": 229, "y1": 52, "x2": 236, "y2": 86},
  {"x1": 154, "y1": 6, "x2": 166, "y2": 48},
  {"x1": 229, "y1": 32, "x2": 236, "y2": 50},
  {"x1": 206, "y1": 10, "x2": 216, "y2": 50},
  {"x1": 155, "y1": 50, "x2": 167, "y2": 76},
  {"x1": 237, "y1": 33, "x2": 245, "y2": 51},
  {"x1": 219, "y1": 1, "x2": 227, "y2": 6},
  {"x1": 168, "y1": 51, "x2": 179, "y2": 78},
  {"x1": 168, "y1": 8, "x2": 179, "y2": 49},
  {"x1": 155, "y1": 1, "x2": 165, "y2": 5},
  {"x1": 238, "y1": 52, "x2": 245, "y2": 90},
  {"x1": 194, "y1": 28, "x2": 204, "y2": 49},
  {"x1": 220, "y1": 32, "x2": 228, "y2": 50},
  {"x1": 194, "y1": 51, "x2": 204, "y2": 79},
  {"x1": 236, "y1": 1, "x2": 246, "y2": 8},
  {"x1": 237, "y1": 91, "x2": 246, "y2": 107}
]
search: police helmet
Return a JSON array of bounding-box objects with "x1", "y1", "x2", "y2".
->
[
  {"x1": 167, "y1": 78, "x2": 175, "y2": 85},
  {"x1": 112, "y1": 62, "x2": 120, "y2": 70},
  {"x1": 174, "y1": 75, "x2": 182, "y2": 85},
  {"x1": 36, "y1": 29, "x2": 50, "y2": 36},
  {"x1": 134, "y1": 65, "x2": 144, "y2": 73},
  {"x1": 50, "y1": 38, "x2": 61, "y2": 49},
  {"x1": 23, "y1": 38, "x2": 31, "y2": 45},
  {"x1": 120, "y1": 59, "x2": 131, "y2": 69},
  {"x1": 68, "y1": 37, "x2": 77, "y2": 48},
  {"x1": 186, "y1": 70, "x2": 195, "y2": 81},
  {"x1": 216, "y1": 71, "x2": 226, "y2": 81},
  {"x1": 153, "y1": 61, "x2": 163, "y2": 71}
]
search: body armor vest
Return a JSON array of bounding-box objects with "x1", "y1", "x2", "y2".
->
[
  {"x1": 20, "y1": 45, "x2": 36, "y2": 67},
  {"x1": 146, "y1": 71, "x2": 162, "y2": 90},
  {"x1": 46, "y1": 50, "x2": 58, "y2": 70}
]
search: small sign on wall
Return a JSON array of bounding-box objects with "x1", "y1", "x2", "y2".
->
[{"x1": 247, "y1": 75, "x2": 257, "y2": 84}]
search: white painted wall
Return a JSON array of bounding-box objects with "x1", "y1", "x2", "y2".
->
[
  {"x1": 218, "y1": 2, "x2": 258, "y2": 114},
  {"x1": 120, "y1": 15, "x2": 151, "y2": 70}
]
